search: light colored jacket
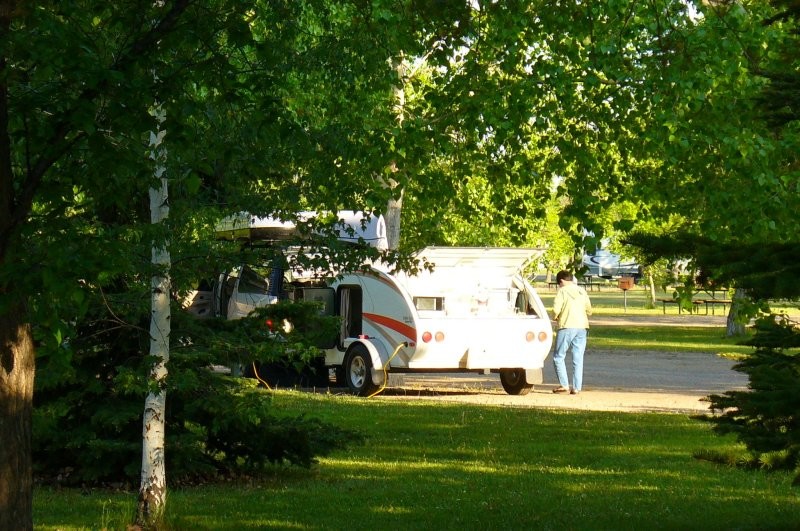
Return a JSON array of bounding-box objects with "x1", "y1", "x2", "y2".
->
[{"x1": 553, "y1": 282, "x2": 592, "y2": 330}]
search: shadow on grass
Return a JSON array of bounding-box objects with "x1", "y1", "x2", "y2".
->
[{"x1": 34, "y1": 395, "x2": 800, "y2": 531}]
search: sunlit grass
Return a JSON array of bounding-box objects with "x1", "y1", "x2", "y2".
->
[
  {"x1": 34, "y1": 392, "x2": 800, "y2": 530},
  {"x1": 32, "y1": 289, "x2": 800, "y2": 529},
  {"x1": 590, "y1": 325, "x2": 755, "y2": 355}
]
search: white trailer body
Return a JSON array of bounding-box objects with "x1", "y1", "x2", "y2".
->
[{"x1": 323, "y1": 247, "x2": 553, "y2": 395}]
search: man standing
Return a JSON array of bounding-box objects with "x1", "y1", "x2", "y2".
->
[{"x1": 552, "y1": 270, "x2": 592, "y2": 394}]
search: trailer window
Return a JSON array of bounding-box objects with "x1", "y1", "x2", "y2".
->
[{"x1": 414, "y1": 296, "x2": 444, "y2": 311}]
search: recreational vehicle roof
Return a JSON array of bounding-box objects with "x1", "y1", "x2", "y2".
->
[{"x1": 215, "y1": 210, "x2": 388, "y2": 250}]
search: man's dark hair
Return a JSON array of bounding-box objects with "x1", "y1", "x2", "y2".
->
[{"x1": 556, "y1": 270, "x2": 573, "y2": 284}]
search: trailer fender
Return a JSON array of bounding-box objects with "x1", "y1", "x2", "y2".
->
[{"x1": 350, "y1": 339, "x2": 390, "y2": 386}]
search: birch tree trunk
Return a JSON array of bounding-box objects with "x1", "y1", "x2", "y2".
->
[
  {"x1": 385, "y1": 194, "x2": 403, "y2": 251},
  {"x1": 646, "y1": 272, "x2": 657, "y2": 309},
  {"x1": 136, "y1": 102, "x2": 171, "y2": 527},
  {"x1": 385, "y1": 55, "x2": 406, "y2": 251}
]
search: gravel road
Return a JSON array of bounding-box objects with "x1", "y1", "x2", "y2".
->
[{"x1": 373, "y1": 314, "x2": 750, "y2": 414}]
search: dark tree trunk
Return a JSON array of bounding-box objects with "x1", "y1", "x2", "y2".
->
[
  {"x1": 0, "y1": 2, "x2": 34, "y2": 529},
  {"x1": 0, "y1": 307, "x2": 35, "y2": 531}
]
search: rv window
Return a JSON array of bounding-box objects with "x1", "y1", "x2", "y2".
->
[{"x1": 414, "y1": 296, "x2": 444, "y2": 311}]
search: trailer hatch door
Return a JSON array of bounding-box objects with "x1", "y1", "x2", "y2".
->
[{"x1": 415, "y1": 247, "x2": 545, "y2": 276}]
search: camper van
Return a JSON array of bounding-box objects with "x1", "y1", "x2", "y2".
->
[{"x1": 315, "y1": 246, "x2": 554, "y2": 396}]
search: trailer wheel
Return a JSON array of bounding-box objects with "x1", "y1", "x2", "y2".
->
[
  {"x1": 344, "y1": 345, "x2": 380, "y2": 396},
  {"x1": 500, "y1": 368, "x2": 533, "y2": 395}
]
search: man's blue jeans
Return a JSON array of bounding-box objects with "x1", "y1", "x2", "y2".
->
[{"x1": 553, "y1": 328, "x2": 588, "y2": 391}]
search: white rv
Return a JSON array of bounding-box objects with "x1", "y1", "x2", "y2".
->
[
  {"x1": 582, "y1": 240, "x2": 639, "y2": 278},
  {"x1": 303, "y1": 246, "x2": 553, "y2": 396}
]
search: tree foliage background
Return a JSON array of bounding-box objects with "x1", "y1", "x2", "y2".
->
[{"x1": 4, "y1": 0, "x2": 800, "y2": 527}]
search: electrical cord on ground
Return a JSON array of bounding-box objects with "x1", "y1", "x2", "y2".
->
[
  {"x1": 251, "y1": 362, "x2": 273, "y2": 390},
  {"x1": 368, "y1": 341, "x2": 408, "y2": 398}
]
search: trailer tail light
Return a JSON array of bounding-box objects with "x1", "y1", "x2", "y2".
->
[
  {"x1": 526, "y1": 331, "x2": 549, "y2": 342},
  {"x1": 421, "y1": 331, "x2": 445, "y2": 343}
]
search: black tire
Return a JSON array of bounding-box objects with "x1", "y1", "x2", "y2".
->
[
  {"x1": 344, "y1": 345, "x2": 380, "y2": 396},
  {"x1": 500, "y1": 368, "x2": 533, "y2": 395},
  {"x1": 333, "y1": 364, "x2": 347, "y2": 387}
]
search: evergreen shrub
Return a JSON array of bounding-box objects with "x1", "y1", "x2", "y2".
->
[{"x1": 32, "y1": 295, "x2": 360, "y2": 487}]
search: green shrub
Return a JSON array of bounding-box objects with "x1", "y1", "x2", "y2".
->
[
  {"x1": 701, "y1": 314, "x2": 800, "y2": 485},
  {"x1": 32, "y1": 296, "x2": 360, "y2": 487}
]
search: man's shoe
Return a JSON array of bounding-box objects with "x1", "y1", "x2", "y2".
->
[
  {"x1": 570, "y1": 389, "x2": 580, "y2": 395},
  {"x1": 552, "y1": 387, "x2": 569, "y2": 394}
]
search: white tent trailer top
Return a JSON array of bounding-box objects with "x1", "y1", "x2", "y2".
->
[
  {"x1": 320, "y1": 247, "x2": 553, "y2": 396},
  {"x1": 215, "y1": 210, "x2": 388, "y2": 250}
]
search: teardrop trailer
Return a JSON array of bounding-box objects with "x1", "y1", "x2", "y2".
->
[
  {"x1": 188, "y1": 212, "x2": 554, "y2": 395},
  {"x1": 318, "y1": 246, "x2": 554, "y2": 396}
]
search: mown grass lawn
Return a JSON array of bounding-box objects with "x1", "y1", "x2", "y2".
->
[
  {"x1": 33, "y1": 289, "x2": 800, "y2": 530},
  {"x1": 589, "y1": 324, "x2": 755, "y2": 355},
  {"x1": 35, "y1": 392, "x2": 800, "y2": 530}
]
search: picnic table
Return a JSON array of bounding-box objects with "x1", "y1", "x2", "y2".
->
[
  {"x1": 656, "y1": 298, "x2": 732, "y2": 315},
  {"x1": 656, "y1": 298, "x2": 703, "y2": 314},
  {"x1": 547, "y1": 276, "x2": 604, "y2": 291},
  {"x1": 701, "y1": 299, "x2": 732, "y2": 315}
]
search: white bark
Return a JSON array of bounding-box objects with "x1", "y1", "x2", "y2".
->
[
  {"x1": 384, "y1": 56, "x2": 407, "y2": 251},
  {"x1": 647, "y1": 272, "x2": 657, "y2": 309},
  {"x1": 385, "y1": 193, "x2": 403, "y2": 251},
  {"x1": 137, "y1": 102, "x2": 171, "y2": 526}
]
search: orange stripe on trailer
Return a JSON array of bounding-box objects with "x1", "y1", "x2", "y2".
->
[{"x1": 363, "y1": 312, "x2": 417, "y2": 342}]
